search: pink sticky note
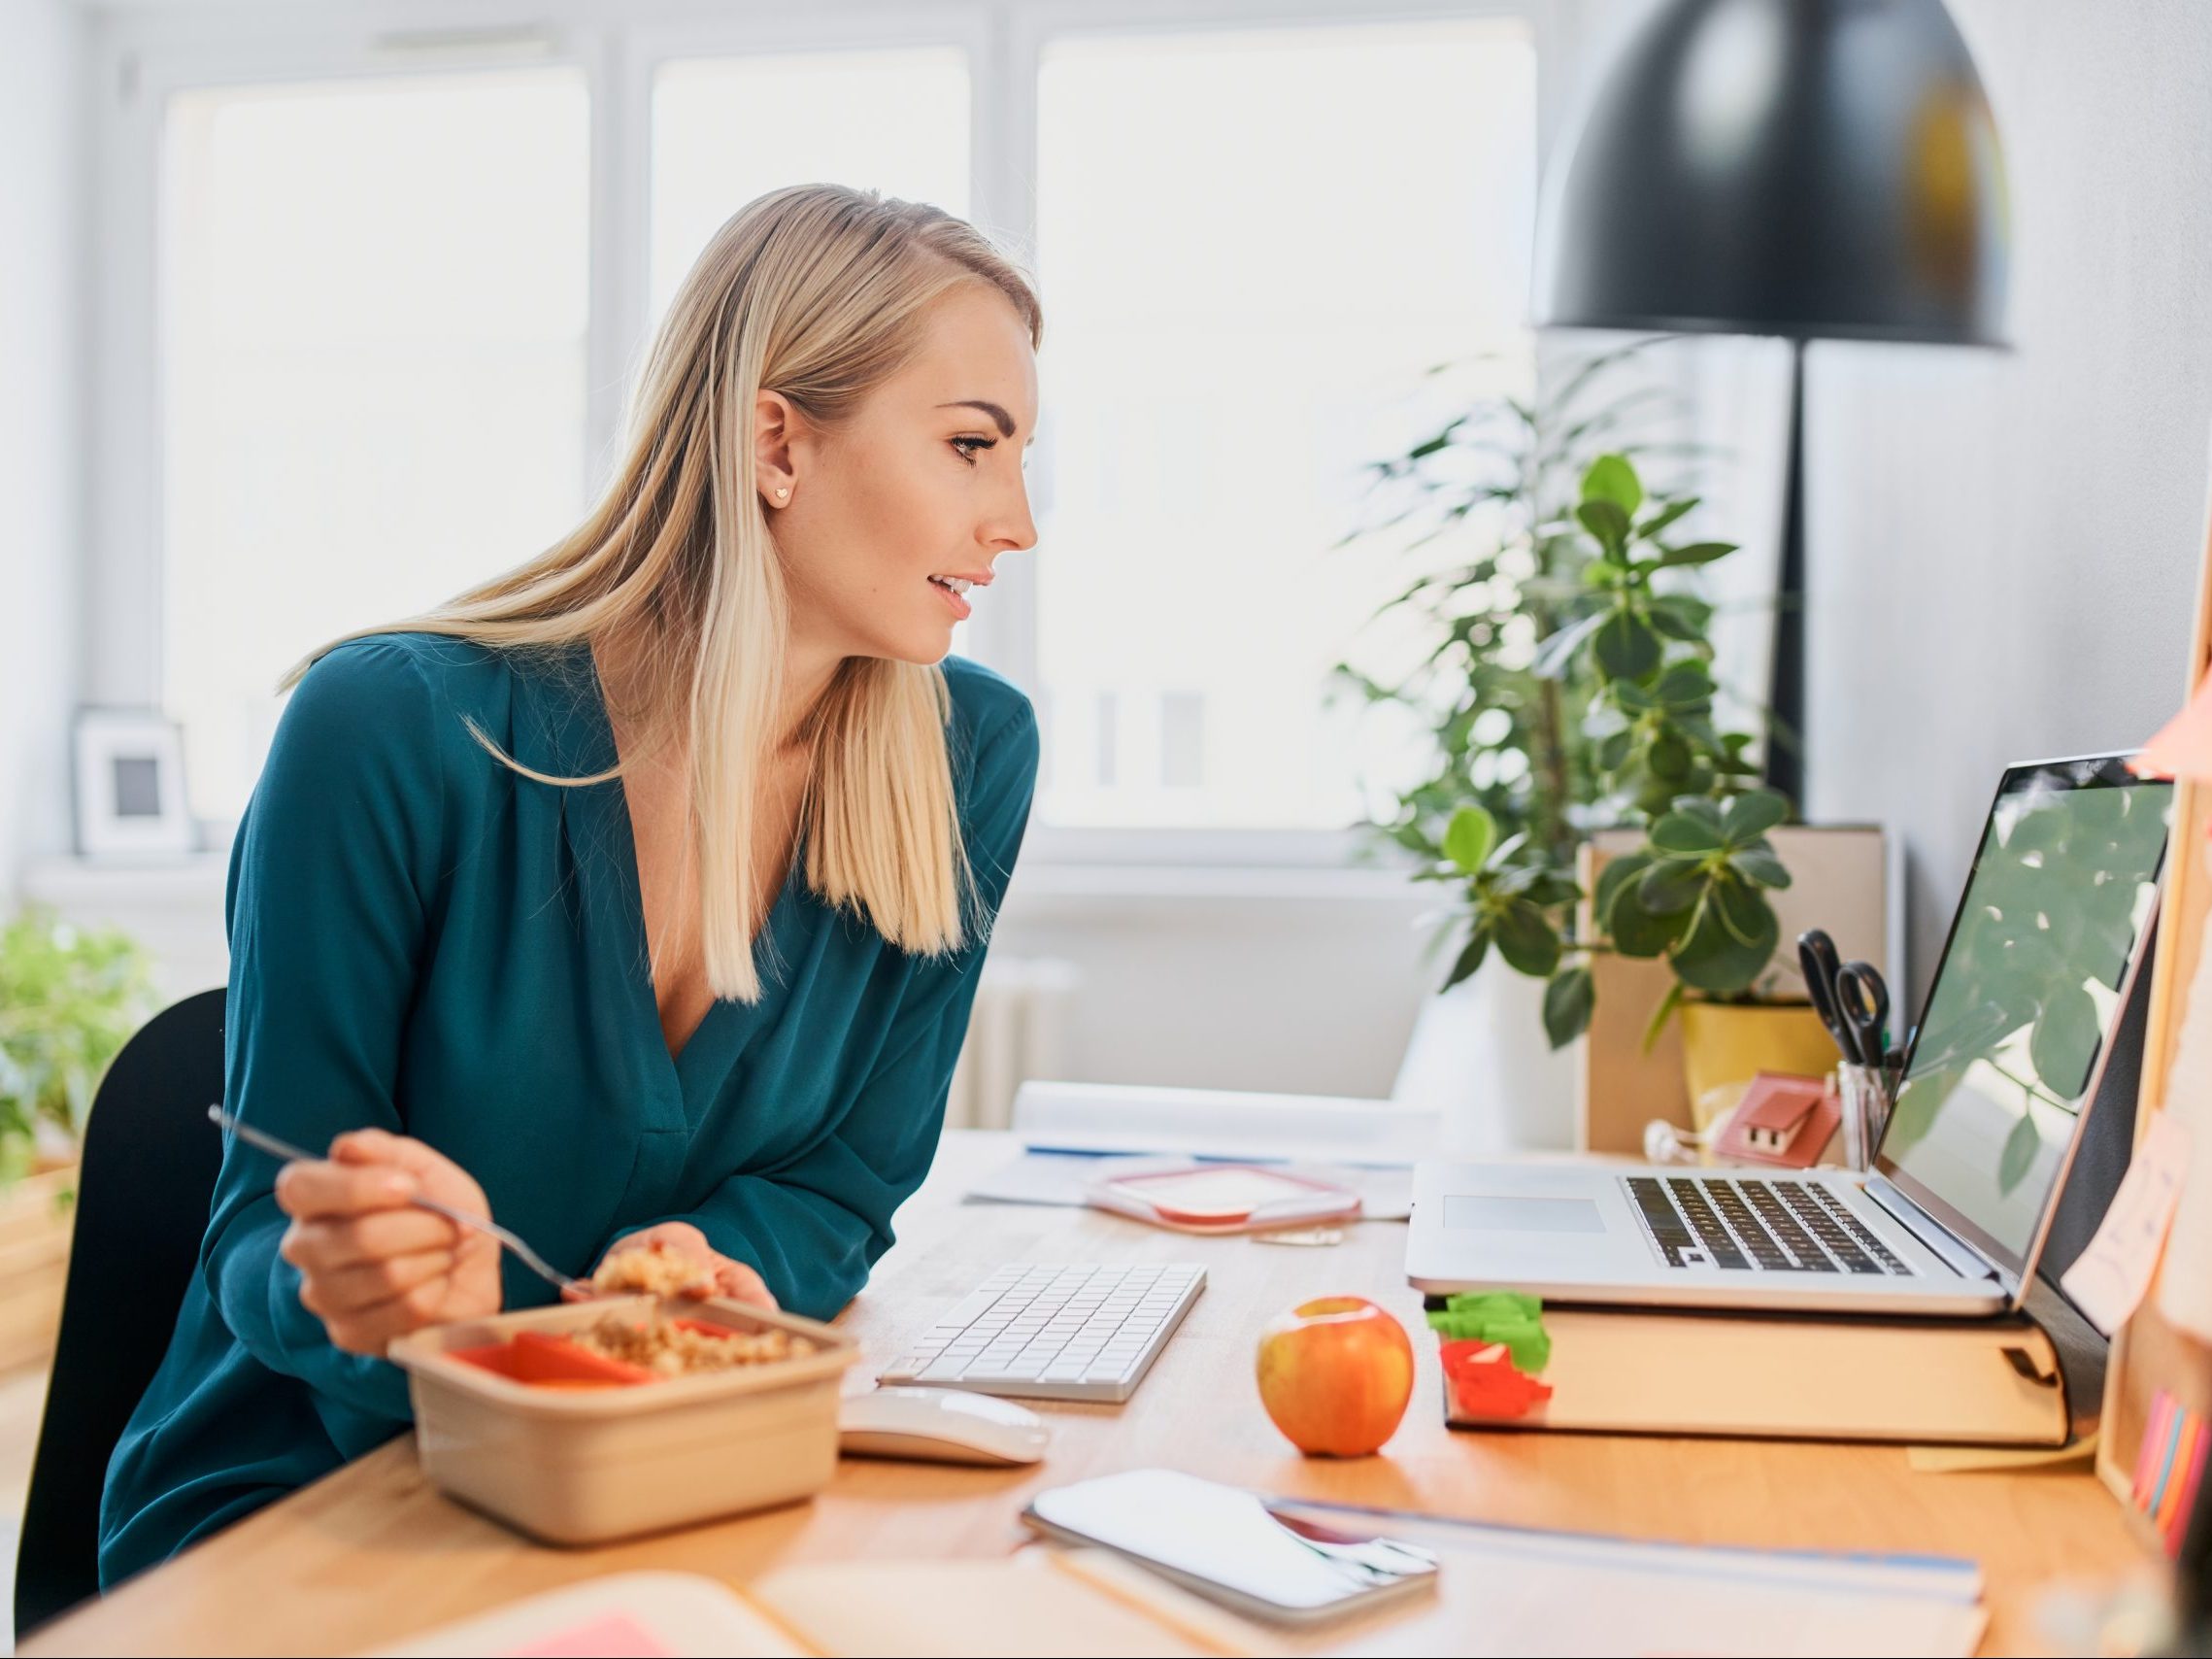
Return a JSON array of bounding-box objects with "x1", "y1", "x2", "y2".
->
[
  {"x1": 503, "y1": 1612, "x2": 677, "y2": 1658},
  {"x1": 2062, "y1": 1112, "x2": 2192, "y2": 1335},
  {"x1": 2135, "y1": 672, "x2": 2212, "y2": 781}
]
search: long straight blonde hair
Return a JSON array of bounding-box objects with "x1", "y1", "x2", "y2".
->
[{"x1": 285, "y1": 185, "x2": 1044, "y2": 1003}]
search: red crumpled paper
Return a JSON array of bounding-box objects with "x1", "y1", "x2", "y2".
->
[{"x1": 1440, "y1": 1338, "x2": 1553, "y2": 1421}]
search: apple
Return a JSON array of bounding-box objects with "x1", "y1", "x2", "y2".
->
[{"x1": 1254, "y1": 1295, "x2": 1415, "y2": 1457}]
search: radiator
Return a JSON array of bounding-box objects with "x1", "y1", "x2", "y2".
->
[{"x1": 945, "y1": 957, "x2": 1082, "y2": 1132}]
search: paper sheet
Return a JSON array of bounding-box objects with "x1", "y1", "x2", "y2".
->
[
  {"x1": 2158, "y1": 832, "x2": 2212, "y2": 1343},
  {"x1": 1269, "y1": 1500, "x2": 1987, "y2": 1658},
  {"x1": 2061, "y1": 1110, "x2": 2191, "y2": 1334}
]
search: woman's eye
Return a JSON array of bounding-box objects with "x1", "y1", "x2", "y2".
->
[{"x1": 951, "y1": 436, "x2": 994, "y2": 465}]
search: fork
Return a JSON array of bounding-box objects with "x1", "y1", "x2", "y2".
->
[{"x1": 207, "y1": 1104, "x2": 591, "y2": 1299}]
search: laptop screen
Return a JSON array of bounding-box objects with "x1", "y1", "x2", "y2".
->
[{"x1": 1876, "y1": 756, "x2": 2172, "y2": 1282}]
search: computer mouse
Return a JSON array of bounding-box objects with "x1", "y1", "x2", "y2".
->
[{"x1": 837, "y1": 1387, "x2": 1050, "y2": 1467}]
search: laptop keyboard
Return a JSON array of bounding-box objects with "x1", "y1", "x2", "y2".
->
[{"x1": 1625, "y1": 1176, "x2": 1914, "y2": 1276}]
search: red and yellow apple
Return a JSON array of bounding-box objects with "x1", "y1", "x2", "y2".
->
[{"x1": 1254, "y1": 1295, "x2": 1415, "y2": 1457}]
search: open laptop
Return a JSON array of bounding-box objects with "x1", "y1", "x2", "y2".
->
[{"x1": 1406, "y1": 754, "x2": 2175, "y2": 1316}]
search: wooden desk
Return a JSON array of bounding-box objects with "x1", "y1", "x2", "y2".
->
[{"x1": 27, "y1": 1134, "x2": 2149, "y2": 1657}]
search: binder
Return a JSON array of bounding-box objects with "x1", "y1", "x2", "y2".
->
[{"x1": 1433, "y1": 1302, "x2": 2072, "y2": 1446}]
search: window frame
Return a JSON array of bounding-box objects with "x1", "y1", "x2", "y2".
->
[{"x1": 87, "y1": 0, "x2": 1558, "y2": 873}]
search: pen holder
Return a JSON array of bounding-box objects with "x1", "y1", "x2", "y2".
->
[{"x1": 1835, "y1": 1062, "x2": 1893, "y2": 1172}]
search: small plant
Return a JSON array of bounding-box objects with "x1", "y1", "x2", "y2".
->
[
  {"x1": 0, "y1": 907, "x2": 157, "y2": 1185},
  {"x1": 1343, "y1": 404, "x2": 1794, "y2": 1050}
]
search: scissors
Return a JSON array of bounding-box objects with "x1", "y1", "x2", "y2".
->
[
  {"x1": 1831, "y1": 960, "x2": 1892, "y2": 1070},
  {"x1": 1796, "y1": 929, "x2": 1892, "y2": 1068},
  {"x1": 1797, "y1": 929, "x2": 1857, "y2": 1063}
]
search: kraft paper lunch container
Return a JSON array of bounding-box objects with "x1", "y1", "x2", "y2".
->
[{"x1": 387, "y1": 1295, "x2": 858, "y2": 1544}]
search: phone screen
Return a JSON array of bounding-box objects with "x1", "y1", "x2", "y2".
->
[{"x1": 1023, "y1": 1469, "x2": 1438, "y2": 1621}]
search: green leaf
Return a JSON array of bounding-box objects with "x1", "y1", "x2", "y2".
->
[
  {"x1": 1656, "y1": 540, "x2": 1736, "y2": 567},
  {"x1": 1444, "y1": 805, "x2": 1497, "y2": 875},
  {"x1": 1647, "y1": 731, "x2": 1693, "y2": 782},
  {"x1": 1637, "y1": 857, "x2": 1706, "y2": 916},
  {"x1": 1641, "y1": 981, "x2": 1686, "y2": 1052},
  {"x1": 1594, "y1": 853, "x2": 1655, "y2": 927},
  {"x1": 1543, "y1": 966, "x2": 1595, "y2": 1050},
  {"x1": 2029, "y1": 982, "x2": 2102, "y2": 1098},
  {"x1": 1649, "y1": 810, "x2": 1725, "y2": 856},
  {"x1": 1730, "y1": 846, "x2": 1793, "y2": 889},
  {"x1": 1635, "y1": 497, "x2": 1698, "y2": 540},
  {"x1": 1648, "y1": 593, "x2": 1715, "y2": 641},
  {"x1": 1720, "y1": 789, "x2": 1790, "y2": 843},
  {"x1": 1576, "y1": 499, "x2": 1631, "y2": 553},
  {"x1": 1998, "y1": 1112, "x2": 2041, "y2": 1196},
  {"x1": 1671, "y1": 881, "x2": 1780, "y2": 994},
  {"x1": 1592, "y1": 611, "x2": 1661, "y2": 680},
  {"x1": 1653, "y1": 663, "x2": 1715, "y2": 708},
  {"x1": 1611, "y1": 889, "x2": 1692, "y2": 958},
  {"x1": 1673, "y1": 796, "x2": 1728, "y2": 832},
  {"x1": 1581, "y1": 453, "x2": 1644, "y2": 516},
  {"x1": 1442, "y1": 929, "x2": 1491, "y2": 991},
  {"x1": 1530, "y1": 610, "x2": 1608, "y2": 680},
  {"x1": 1611, "y1": 680, "x2": 1657, "y2": 714},
  {"x1": 1527, "y1": 872, "x2": 1584, "y2": 908},
  {"x1": 1493, "y1": 900, "x2": 1562, "y2": 978}
]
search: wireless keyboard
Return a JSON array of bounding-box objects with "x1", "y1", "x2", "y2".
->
[{"x1": 876, "y1": 1262, "x2": 1205, "y2": 1404}]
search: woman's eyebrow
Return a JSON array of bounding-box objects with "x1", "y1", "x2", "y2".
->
[{"x1": 938, "y1": 399, "x2": 1036, "y2": 445}]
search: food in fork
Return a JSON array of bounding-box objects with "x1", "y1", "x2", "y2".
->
[
  {"x1": 590, "y1": 1238, "x2": 712, "y2": 1299},
  {"x1": 568, "y1": 1312, "x2": 816, "y2": 1377}
]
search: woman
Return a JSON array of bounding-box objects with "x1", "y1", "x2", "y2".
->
[{"x1": 98, "y1": 184, "x2": 1042, "y2": 1583}]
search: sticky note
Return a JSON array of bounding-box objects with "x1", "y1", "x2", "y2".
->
[
  {"x1": 2133, "y1": 672, "x2": 2212, "y2": 781},
  {"x1": 2134, "y1": 1391, "x2": 2178, "y2": 1509},
  {"x1": 504, "y1": 1611, "x2": 677, "y2": 1658},
  {"x1": 1426, "y1": 1292, "x2": 1550, "y2": 1372},
  {"x1": 2061, "y1": 1110, "x2": 2191, "y2": 1335}
]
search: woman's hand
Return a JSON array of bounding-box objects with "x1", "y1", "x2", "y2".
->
[
  {"x1": 574, "y1": 1221, "x2": 777, "y2": 1309},
  {"x1": 274, "y1": 1128, "x2": 503, "y2": 1356}
]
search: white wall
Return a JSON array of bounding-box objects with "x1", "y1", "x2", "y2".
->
[
  {"x1": 1556, "y1": 0, "x2": 2212, "y2": 999},
  {"x1": 1804, "y1": 0, "x2": 2212, "y2": 996},
  {"x1": 0, "y1": 0, "x2": 86, "y2": 895}
]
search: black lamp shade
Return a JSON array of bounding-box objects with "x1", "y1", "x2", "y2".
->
[{"x1": 1539, "y1": 0, "x2": 2010, "y2": 345}]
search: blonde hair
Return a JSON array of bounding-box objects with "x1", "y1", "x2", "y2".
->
[{"x1": 285, "y1": 184, "x2": 1044, "y2": 1002}]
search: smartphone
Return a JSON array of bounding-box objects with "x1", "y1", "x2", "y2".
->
[{"x1": 1021, "y1": 1468, "x2": 1439, "y2": 1627}]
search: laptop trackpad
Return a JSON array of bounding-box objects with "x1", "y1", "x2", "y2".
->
[{"x1": 1443, "y1": 1195, "x2": 1607, "y2": 1234}]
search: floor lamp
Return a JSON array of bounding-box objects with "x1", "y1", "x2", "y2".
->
[{"x1": 1536, "y1": 0, "x2": 2010, "y2": 806}]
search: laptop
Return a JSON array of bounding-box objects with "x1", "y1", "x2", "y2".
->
[{"x1": 1405, "y1": 754, "x2": 2175, "y2": 1316}]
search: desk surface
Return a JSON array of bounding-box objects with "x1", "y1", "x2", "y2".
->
[{"x1": 27, "y1": 1133, "x2": 2148, "y2": 1657}]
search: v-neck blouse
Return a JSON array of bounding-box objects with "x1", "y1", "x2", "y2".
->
[{"x1": 97, "y1": 632, "x2": 1040, "y2": 1587}]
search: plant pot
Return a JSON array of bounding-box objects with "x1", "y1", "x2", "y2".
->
[
  {"x1": 1391, "y1": 965, "x2": 1578, "y2": 1154},
  {"x1": 1678, "y1": 1001, "x2": 1837, "y2": 1131},
  {"x1": 0, "y1": 1165, "x2": 77, "y2": 1375}
]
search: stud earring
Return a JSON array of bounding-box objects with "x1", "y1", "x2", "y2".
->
[{"x1": 775, "y1": 486, "x2": 789, "y2": 498}]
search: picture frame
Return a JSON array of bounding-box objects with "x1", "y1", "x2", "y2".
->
[{"x1": 71, "y1": 707, "x2": 196, "y2": 859}]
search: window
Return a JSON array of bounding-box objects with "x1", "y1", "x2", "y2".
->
[
  {"x1": 161, "y1": 69, "x2": 590, "y2": 821},
  {"x1": 651, "y1": 46, "x2": 975, "y2": 655},
  {"x1": 650, "y1": 48, "x2": 971, "y2": 321},
  {"x1": 113, "y1": 6, "x2": 1540, "y2": 855},
  {"x1": 1032, "y1": 19, "x2": 1537, "y2": 830}
]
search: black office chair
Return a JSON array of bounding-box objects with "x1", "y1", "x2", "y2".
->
[{"x1": 13, "y1": 989, "x2": 226, "y2": 1640}]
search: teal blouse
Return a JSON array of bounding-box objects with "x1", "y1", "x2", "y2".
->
[{"x1": 97, "y1": 632, "x2": 1038, "y2": 1586}]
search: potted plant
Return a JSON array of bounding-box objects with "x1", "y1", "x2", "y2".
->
[
  {"x1": 1341, "y1": 369, "x2": 1828, "y2": 1138},
  {"x1": 0, "y1": 906, "x2": 157, "y2": 1370}
]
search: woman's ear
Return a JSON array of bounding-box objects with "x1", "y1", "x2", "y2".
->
[{"x1": 754, "y1": 389, "x2": 800, "y2": 506}]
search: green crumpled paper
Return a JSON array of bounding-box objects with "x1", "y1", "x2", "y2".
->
[{"x1": 1425, "y1": 1291, "x2": 1550, "y2": 1373}]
